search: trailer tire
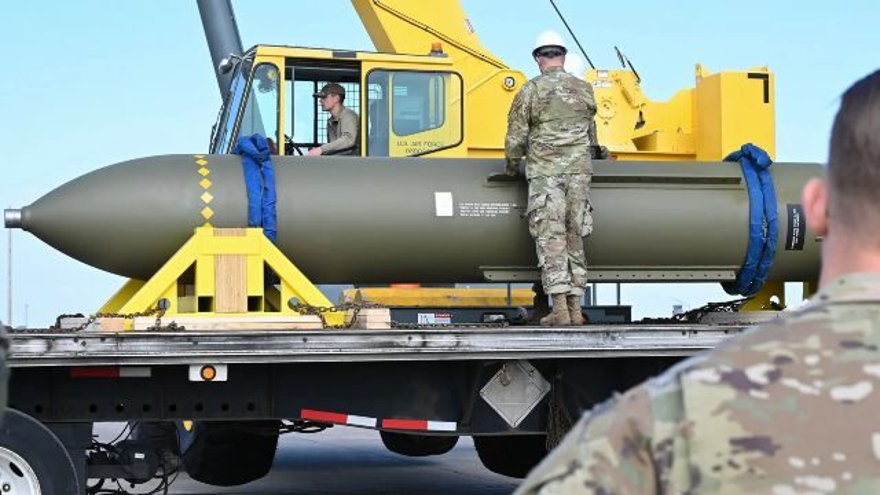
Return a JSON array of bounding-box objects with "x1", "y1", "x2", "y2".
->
[
  {"x1": 380, "y1": 431, "x2": 459, "y2": 457},
  {"x1": 473, "y1": 434, "x2": 547, "y2": 478},
  {"x1": 0, "y1": 409, "x2": 79, "y2": 494},
  {"x1": 181, "y1": 420, "x2": 279, "y2": 486}
]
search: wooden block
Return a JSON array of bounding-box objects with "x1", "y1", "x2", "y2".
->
[
  {"x1": 133, "y1": 315, "x2": 323, "y2": 331},
  {"x1": 346, "y1": 308, "x2": 391, "y2": 322},
  {"x1": 352, "y1": 308, "x2": 391, "y2": 318},
  {"x1": 98, "y1": 317, "x2": 127, "y2": 331},
  {"x1": 346, "y1": 308, "x2": 392, "y2": 330},
  {"x1": 58, "y1": 317, "x2": 90, "y2": 330},
  {"x1": 59, "y1": 316, "x2": 127, "y2": 331},
  {"x1": 342, "y1": 287, "x2": 536, "y2": 307},
  {"x1": 214, "y1": 229, "x2": 247, "y2": 313},
  {"x1": 352, "y1": 315, "x2": 392, "y2": 324},
  {"x1": 358, "y1": 322, "x2": 393, "y2": 329}
]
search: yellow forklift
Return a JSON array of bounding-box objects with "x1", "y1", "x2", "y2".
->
[{"x1": 204, "y1": 0, "x2": 780, "y2": 321}]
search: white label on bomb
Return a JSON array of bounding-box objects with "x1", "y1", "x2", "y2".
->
[{"x1": 434, "y1": 192, "x2": 454, "y2": 217}]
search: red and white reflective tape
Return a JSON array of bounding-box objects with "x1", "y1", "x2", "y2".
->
[
  {"x1": 69, "y1": 366, "x2": 152, "y2": 379},
  {"x1": 300, "y1": 409, "x2": 457, "y2": 432},
  {"x1": 301, "y1": 409, "x2": 377, "y2": 428},
  {"x1": 381, "y1": 418, "x2": 457, "y2": 432}
]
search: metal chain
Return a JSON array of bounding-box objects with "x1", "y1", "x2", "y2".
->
[
  {"x1": 289, "y1": 301, "x2": 385, "y2": 329},
  {"x1": 640, "y1": 297, "x2": 752, "y2": 324},
  {"x1": 390, "y1": 321, "x2": 510, "y2": 330},
  {"x1": 52, "y1": 307, "x2": 167, "y2": 332},
  {"x1": 290, "y1": 302, "x2": 511, "y2": 330},
  {"x1": 45, "y1": 303, "x2": 513, "y2": 333}
]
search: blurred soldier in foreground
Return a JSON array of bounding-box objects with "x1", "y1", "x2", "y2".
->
[
  {"x1": 517, "y1": 70, "x2": 880, "y2": 493},
  {"x1": 505, "y1": 31, "x2": 599, "y2": 326}
]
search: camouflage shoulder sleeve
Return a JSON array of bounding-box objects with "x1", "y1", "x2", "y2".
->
[
  {"x1": 588, "y1": 118, "x2": 598, "y2": 147},
  {"x1": 515, "y1": 376, "x2": 685, "y2": 495},
  {"x1": 585, "y1": 83, "x2": 598, "y2": 146},
  {"x1": 505, "y1": 82, "x2": 534, "y2": 171}
]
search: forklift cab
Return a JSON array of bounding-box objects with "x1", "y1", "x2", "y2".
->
[
  {"x1": 284, "y1": 60, "x2": 362, "y2": 156},
  {"x1": 209, "y1": 46, "x2": 465, "y2": 158}
]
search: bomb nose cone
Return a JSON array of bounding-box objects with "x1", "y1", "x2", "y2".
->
[{"x1": 4, "y1": 209, "x2": 21, "y2": 229}]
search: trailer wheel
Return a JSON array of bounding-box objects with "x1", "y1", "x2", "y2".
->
[
  {"x1": 181, "y1": 420, "x2": 279, "y2": 486},
  {"x1": 473, "y1": 434, "x2": 547, "y2": 478},
  {"x1": 0, "y1": 409, "x2": 79, "y2": 494},
  {"x1": 380, "y1": 431, "x2": 459, "y2": 457}
]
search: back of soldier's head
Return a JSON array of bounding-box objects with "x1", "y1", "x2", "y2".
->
[{"x1": 828, "y1": 70, "x2": 880, "y2": 232}]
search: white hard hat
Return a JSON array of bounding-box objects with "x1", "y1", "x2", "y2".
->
[{"x1": 532, "y1": 30, "x2": 567, "y2": 56}]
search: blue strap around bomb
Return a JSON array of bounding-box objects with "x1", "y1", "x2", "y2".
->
[
  {"x1": 233, "y1": 134, "x2": 277, "y2": 242},
  {"x1": 723, "y1": 143, "x2": 778, "y2": 296}
]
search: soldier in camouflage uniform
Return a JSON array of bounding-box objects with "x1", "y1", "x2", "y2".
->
[
  {"x1": 505, "y1": 31, "x2": 599, "y2": 327},
  {"x1": 517, "y1": 70, "x2": 880, "y2": 494}
]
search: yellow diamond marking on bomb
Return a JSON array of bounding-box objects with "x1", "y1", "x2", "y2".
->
[
  {"x1": 201, "y1": 206, "x2": 214, "y2": 220},
  {"x1": 199, "y1": 178, "x2": 212, "y2": 189},
  {"x1": 201, "y1": 191, "x2": 214, "y2": 204},
  {"x1": 196, "y1": 158, "x2": 208, "y2": 166},
  {"x1": 198, "y1": 167, "x2": 210, "y2": 177}
]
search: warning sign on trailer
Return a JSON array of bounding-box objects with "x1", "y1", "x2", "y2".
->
[{"x1": 417, "y1": 312, "x2": 453, "y2": 324}]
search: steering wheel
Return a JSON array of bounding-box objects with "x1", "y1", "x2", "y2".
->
[{"x1": 284, "y1": 134, "x2": 305, "y2": 156}]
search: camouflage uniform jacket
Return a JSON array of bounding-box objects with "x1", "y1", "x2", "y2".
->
[
  {"x1": 517, "y1": 272, "x2": 880, "y2": 495},
  {"x1": 505, "y1": 66, "x2": 598, "y2": 179}
]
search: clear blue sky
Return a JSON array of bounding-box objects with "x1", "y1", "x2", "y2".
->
[{"x1": 1, "y1": 1, "x2": 877, "y2": 326}]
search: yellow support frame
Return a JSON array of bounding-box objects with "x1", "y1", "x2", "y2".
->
[
  {"x1": 741, "y1": 281, "x2": 786, "y2": 311},
  {"x1": 101, "y1": 227, "x2": 342, "y2": 329}
]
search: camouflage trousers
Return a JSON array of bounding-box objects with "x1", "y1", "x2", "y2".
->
[{"x1": 527, "y1": 174, "x2": 593, "y2": 295}]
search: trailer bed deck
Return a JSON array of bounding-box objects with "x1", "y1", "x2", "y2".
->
[{"x1": 8, "y1": 324, "x2": 748, "y2": 367}]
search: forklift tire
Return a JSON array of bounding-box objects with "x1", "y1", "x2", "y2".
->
[
  {"x1": 473, "y1": 434, "x2": 547, "y2": 478},
  {"x1": 181, "y1": 420, "x2": 280, "y2": 486},
  {"x1": 0, "y1": 409, "x2": 79, "y2": 494},
  {"x1": 380, "y1": 431, "x2": 459, "y2": 457}
]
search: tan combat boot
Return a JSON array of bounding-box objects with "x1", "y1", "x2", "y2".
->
[
  {"x1": 567, "y1": 295, "x2": 585, "y2": 326},
  {"x1": 540, "y1": 294, "x2": 571, "y2": 326}
]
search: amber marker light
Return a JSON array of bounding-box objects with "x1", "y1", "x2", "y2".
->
[{"x1": 200, "y1": 365, "x2": 217, "y2": 381}]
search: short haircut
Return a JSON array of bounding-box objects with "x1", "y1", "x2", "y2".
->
[{"x1": 828, "y1": 70, "x2": 880, "y2": 230}]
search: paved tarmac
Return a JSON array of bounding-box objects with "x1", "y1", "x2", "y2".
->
[{"x1": 94, "y1": 423, "x2": 520, "y2": 494}]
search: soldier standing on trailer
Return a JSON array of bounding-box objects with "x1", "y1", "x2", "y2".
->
[{"x1": 504, "y1": 30, "x2": 599, "y2": 326}]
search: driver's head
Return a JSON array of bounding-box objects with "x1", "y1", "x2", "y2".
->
[{"x1": 314, "y1": 83, "x2": 346, "y2": 112}]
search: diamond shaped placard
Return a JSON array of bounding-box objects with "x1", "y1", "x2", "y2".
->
[{"x1": 480, "y1": 360, "x2": 550, "y2": 428}]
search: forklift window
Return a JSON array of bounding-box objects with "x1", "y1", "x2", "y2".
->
[
  {"x1": 238, "y1": 64, "x2": 280, "y2": 152},
  {"x1": 391, "y1": 72, "x2": 445, "y2": 136},
  {"x1": 284, "y1": 61, "x2": 361, "y2": 155},
  {"x1": 290, "y1": 80, "x2": 316, "y2": 145},
  {"x1": 366, "y1": 70, "x2": 462, "y2": 157},
  {"x1": 365, "y1": 80, "x2": 389, "y2": 156},
  {"x1": 211, "y1": 58, "x2": 252, "y2": 153}
]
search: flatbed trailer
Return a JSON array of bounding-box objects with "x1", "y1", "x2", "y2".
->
[{"x1": 1, "y1": 323, "x2": 747, "y2": 493}]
